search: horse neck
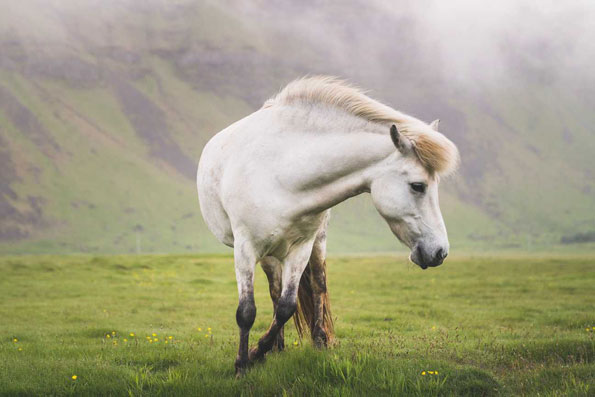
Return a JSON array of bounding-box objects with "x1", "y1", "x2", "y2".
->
[{"x1": 282, "y1": 106, "x2": 396, "y2": 214}]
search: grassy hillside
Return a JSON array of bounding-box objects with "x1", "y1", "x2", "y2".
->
[
  {"x1": 1, "y1": 254, "x2": 593, "y2": 395},
  {"x1": 0, "y1": 0, "x2": 593, "y2": 254}
]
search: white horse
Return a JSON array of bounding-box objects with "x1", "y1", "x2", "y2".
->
[{"x1": 197, "y1": 76, "x2": 459, "y2": 375}]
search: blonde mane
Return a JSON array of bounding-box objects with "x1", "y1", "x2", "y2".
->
[{"x1": 265, "y1": 76, "x2": 460, "y2": 176}]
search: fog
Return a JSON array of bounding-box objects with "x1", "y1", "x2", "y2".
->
[
  {"x1": 221, "y1": 0, "x2": 595, "y2": 92},
  {"x1": 5, "y1": 0, "x2": 594, "y2": 89},
  {"x1": 404, "y1": 0, "x2": 595, "y2": 86}
]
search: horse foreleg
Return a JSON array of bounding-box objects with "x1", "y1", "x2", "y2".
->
[
  {"x1": 249, "y1": 240, "x2": 314, "y2": 362},
  {"x1": 233, "y1": 241, "x2": 257, "y2": 377},
  {"x1": 261, "y1": 256, "x2": 284, "y2": 351}
]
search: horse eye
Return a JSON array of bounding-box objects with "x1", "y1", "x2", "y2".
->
[{"x1": 410, "y1": 182, "x2": 427, "y2": 193}]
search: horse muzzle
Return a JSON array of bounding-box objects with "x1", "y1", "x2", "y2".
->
[{"x1": 410, "y1": 243, "x2": 448, "y2": 270}]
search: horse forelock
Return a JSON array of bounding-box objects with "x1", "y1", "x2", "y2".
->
[
  {"x1": 397, "y1": 121, "x2": 460, "y2": 176},
  {"x1": 265, "y1": 75, "x2": 460, "y2": 176}
]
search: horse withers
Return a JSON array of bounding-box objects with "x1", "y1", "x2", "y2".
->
[{"x1": 196, "y1": 76, "x2": 459, "y2": 375}]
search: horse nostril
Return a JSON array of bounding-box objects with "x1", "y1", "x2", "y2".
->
[{"x1": 434, "y1": 248, "x2": 447, "y2": 265}]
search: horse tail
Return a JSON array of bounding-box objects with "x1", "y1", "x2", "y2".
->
[{"x1": 293, "y1": 258, "x2": 334, "y2": 344}]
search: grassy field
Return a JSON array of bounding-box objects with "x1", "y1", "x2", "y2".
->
[{"x1": 0, "y1": 254, "x2": 593, "y2": 396}]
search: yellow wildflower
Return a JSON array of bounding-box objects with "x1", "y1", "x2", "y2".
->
[
  {"x1": 428, "y1": 371, "x2": 434, "y2": 375},
  {"x1": 205, "y1": 334, "x2": 209, "y2": 338},
  {"x1": 197, "y1": 327, "x2": 202, "y2": 331},
  {"x1": 152, "y1": 333, "x2": 157, "y2": 337},
  {"x1": 112, "y1": 331, "x2": 116, "y2": 335},
  {"x1": 123, "y1": 338, "x2": 128, "y2": 342},
  {"x1": 293, "y1": 341, "x2": 298, "y2": 346},
  {"x1": 106, "y1": 334, "x2": 111, "y2": 338},
  {"x1": 208, "y1": 328, "x2": 212, "y2": 333},
  {"x1": 168, "y1": 336, "x2": 173, "y2": 340},
  {"x1": 422, "y1": 371, "x2": 427, "y2": 375},
  {"x1": 72, "y1": 375, "x2": 77, "y2": 380},
  {"x1": 435, "y1": 371, "x2": 439, "y2": 375},
  {"x1": 13, "y1": 338, "x2": 18, "y2": 343},
  {"x1": 154, "y1": 338, "x2": 158, "y2": 342},
  {"x1": 130, "y1": 333, "x2": 135, "y2": 337},
  {"x1": 18, "y1": 347, "x2": 23, "y2": 352},
  {"x1": 165, "y1": 341, "x2": 168, "y2": 344}
]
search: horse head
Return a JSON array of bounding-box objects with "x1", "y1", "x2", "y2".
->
[{"x1": 370, "y1": 122, "x2": 459, "y2": 269}]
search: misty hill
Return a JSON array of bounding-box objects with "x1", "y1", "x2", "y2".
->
[{"x1": 1, "y1": 0, "x2": 594, "y2": 254}]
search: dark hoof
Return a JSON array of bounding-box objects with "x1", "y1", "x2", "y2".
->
[
  {"x1": 235, "y1": 358, "x2": 252, "y2": 378},
  {"x1": 248, "y1": 347, "x2": 265, "y2": 362},
  {"x1": 235, "y1": 368, "x2": 246, "y2": 379},
  {"x1": 312, "y1": 328, "x2": 328, "y2": 349}
]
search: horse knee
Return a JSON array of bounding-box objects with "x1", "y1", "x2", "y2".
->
[
  {"x1": 275, "y1": 295, "x2": 297, "y2": 325},
  {"x1": 236, "y1": 296, "x2": 256, "y2": 330}
]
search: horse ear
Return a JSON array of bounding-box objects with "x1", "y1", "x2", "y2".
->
[
  {"x1": 390, "y1": 124, "x2": 402, "y2": 149},
  {"x1": 430, "y1": 119, "x2": 440, "y2": 131}
]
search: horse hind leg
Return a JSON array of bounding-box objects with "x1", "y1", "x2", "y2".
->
[
  {"x1": 308, "y1": 259, "x2": 333, "y2": 347},
  {"x1": 295, "y1": 219, "x2": 334, "y2": 348},
  {"x1": 260, "y1": 256, "x2": 284, "y2": 351}
]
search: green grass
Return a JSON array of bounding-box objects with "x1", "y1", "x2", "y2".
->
[
  {"x1": 3, "y1": 1, "x2": 595, "y2": 256},
  {"x1": 1, "y1": 254, "x2": 593, "y2": 396}
]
